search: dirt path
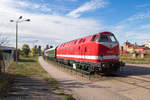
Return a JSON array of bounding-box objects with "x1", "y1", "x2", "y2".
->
[{"x1": 39, "y1": 57, "x2": 132, "y2": 100}]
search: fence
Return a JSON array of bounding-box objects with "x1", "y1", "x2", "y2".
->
[
  {"x1": 43, "y1": 56, "x2": 92, "y2": 79},
  {"x1": 0, "y1": 49, "x2": 14, "y2": 74}
]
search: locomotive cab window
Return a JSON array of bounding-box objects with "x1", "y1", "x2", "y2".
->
[
  {"x1": 99, "y1": 34, "x2": 117, "y2": 42},
  {"x1": 99, "y1": 35, "x2": 108, "y2": 42},
  {"x1": 109, "y1": 35, "x2": 117, "y2": 42}
]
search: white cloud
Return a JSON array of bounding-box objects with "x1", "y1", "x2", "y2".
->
[
  {"x1": 126, "y1": 11, "x2": 150, "y2": 21},
  {"x1": 67, "y1": 0, "x2": 107, "y2": 18},
  {"x1": 0, "y1": 0, "x2": 103, "y2": 48},
  {"x1": 13, "y1": 0, "x2": 52, "y2": 13},
  {"x1": 141, "y1": 24, "x2": 150, "y2": 29}
]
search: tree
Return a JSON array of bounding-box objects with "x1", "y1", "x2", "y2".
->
[
  {"x1": 32, "y1": 45, "x2": 38, "y2": 56},
  {"x1": 0, "y1": 33, "x2": 9, "y2": 46},
  {"x1": 22, "y1": 44, "x2": 30, "y2": 56}
]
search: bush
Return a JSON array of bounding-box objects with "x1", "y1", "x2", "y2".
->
[{"x1": 22, "y1": 44, "x2": 30, "y2": 57}]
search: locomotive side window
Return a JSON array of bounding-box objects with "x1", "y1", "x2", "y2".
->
[
  {"x1": 95, "y1": 36, "x2": 99, "y2": 42},
  {"x1": 79, "y1": 39, "x2": 83, "y2": 44},
  {"x1": 79, "y1": 46, "x2": 80, "y2": 50},
  {"x1": 74, "y1": 40, "x2": 77, "y2": 44},
  {"x1": 91, "y1": 35, "x2": 99, "y2": 42}
]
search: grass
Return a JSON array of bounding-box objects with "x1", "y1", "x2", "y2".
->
[
  {"x1": 66, "y1": 95, "x2": 75, "y2": 100},
  {"x1": 7, "y1": 57, "x2": 49, "y2": 77},
  {"x1": 0, "y1": 56, "x2": 51, "y2": 98},
  {"x1": 120, "y1": 55, "x2": 150, "y2": 64},
  {"x1": 0, "y1": 57, "x2": 57, "y2": 97},
  {"x1": 0, "y1": 56, "x2": 76, "y2": 100}
]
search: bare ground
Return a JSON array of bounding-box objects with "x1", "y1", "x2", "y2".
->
[{"x1": 40, "y1": 57, "x2": 148, "y2": 100}]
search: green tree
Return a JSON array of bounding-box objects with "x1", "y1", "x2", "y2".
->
[
  {"x1": 31, "y1": 45, "x2": 38, "y2": 56},
  {"x1": 22, "y1": 44, "x2": 30, "y2": 56},
  {"x1": 32, "y1": 47, "x2": 38, "y2": 56}
]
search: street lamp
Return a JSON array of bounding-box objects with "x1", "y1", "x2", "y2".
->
[{"x1": 10, "y1": 16, "x2": 30, "y2": 62}]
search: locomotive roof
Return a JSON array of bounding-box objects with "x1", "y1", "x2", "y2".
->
[{"x1": 58, "y1": 31, "x2": 113, "y2": 48}]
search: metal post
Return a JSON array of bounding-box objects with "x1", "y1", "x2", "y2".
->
[{"x1": 16, "y1": 22, "x2": 18, "y2": 62}]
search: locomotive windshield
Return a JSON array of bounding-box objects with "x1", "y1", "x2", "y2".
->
[
  {"x1": 109, "y1": 35, "x2": 117, "y2": 42},
  {"x1": 99, "y1": 34, "x2": 117, "y2": 43}
]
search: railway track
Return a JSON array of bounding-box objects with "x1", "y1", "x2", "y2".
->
[
  {"x1": 112, "y1": 73, "x2": 150, "y2": 91},
  {"x1": 46, "y1": 59, "x2": 150, "y2": 91}
]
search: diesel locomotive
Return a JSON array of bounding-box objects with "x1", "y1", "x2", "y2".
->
[{"x1": 44, "y1": 32, "x2": 124, "y2": 75}]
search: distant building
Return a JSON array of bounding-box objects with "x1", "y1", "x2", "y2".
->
[
  {"x1": 135, "y1": 45, "x2": 145, "y2": 53},
  {"x1": 145, "y1": 40, "x2": 150, "y2": 48},
  {"x1": 0, "y1": 46, "x2": 14, "y2": 59},
  {"x1": 121, "y1": 41, "x2": 150, "y2": 53},
  {"x1": 123, "y1": 41, "x2": 136, "y2": 53}
]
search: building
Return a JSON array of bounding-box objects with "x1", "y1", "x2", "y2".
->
[
  {"x1": 121, "y1": 41, "x2": 150, "y2": 53},
  {"x1": 145, "y1": 40, "x2": 150, "y2": 48},
  {"x1": 123, "y1": 41, "x2": 136, "y2": 53},
  {"x1": 135, "y1": 46, "x2": 145, "y2": 53},
  {"x1": 0, "y1": 46, "x2": 14, "y2": 58}
]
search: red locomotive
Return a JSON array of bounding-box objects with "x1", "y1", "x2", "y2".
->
[{"x1": 44, "y1": 32, "x2": 124, "y2": 75}]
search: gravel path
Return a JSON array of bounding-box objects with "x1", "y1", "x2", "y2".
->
[{"x1": 39, "y1": 57, "x2": 131, "y2": 100}]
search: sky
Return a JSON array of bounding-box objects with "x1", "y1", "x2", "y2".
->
[{"x1": 0, "y1": 0, "x2": 150, "y2": 49}]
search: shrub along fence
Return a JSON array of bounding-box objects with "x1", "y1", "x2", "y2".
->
[{"x1": 0, "y1": 46, "x2": 14, "y2": 74}]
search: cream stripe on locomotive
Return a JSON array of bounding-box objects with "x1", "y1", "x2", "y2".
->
[{"x1": 57, "y1": 55, "x2": 119, "y2": 60}]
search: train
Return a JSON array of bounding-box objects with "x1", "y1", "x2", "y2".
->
[{"x1": 44, "y1": 32, "x2": 124, "y2": 75}]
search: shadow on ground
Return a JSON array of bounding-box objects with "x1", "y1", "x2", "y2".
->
[
  {"x1": 0, "y1": 73, "x2": 67, "y2": 100},
  {"x1": 118, "y1": 65, "x2": 150, "y2": 76},
  {"x1": 58, "y1": 79, "x2": 110, "y2": 90},
  {"x1": 0, "y1": 73, "x2": 21, "y2": 98}
]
